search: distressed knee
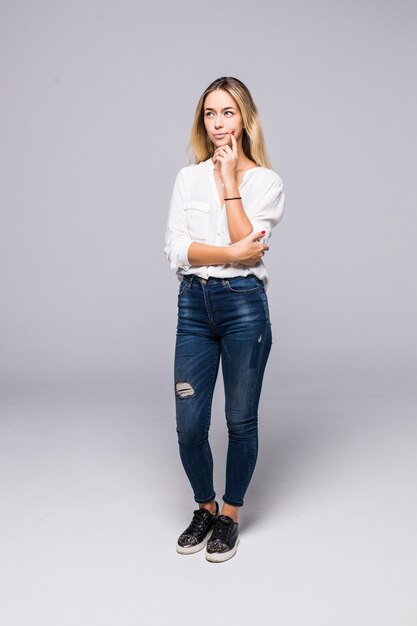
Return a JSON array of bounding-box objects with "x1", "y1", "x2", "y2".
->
[{"x1": 175, "y1": 381, "x2": 195, "y2": 399}]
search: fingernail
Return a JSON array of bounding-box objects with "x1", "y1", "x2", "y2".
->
[{"x1": 261, "y1": 230, "x2": 265, "y2": 234}]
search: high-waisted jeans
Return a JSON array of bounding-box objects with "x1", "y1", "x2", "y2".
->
[{"x1": 174, "y1": 273, "x2": 272, "y2": 507}]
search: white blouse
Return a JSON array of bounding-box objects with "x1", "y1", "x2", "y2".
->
[{"x1": 164, "y1": 156, "x2": 285, "y2": 288}]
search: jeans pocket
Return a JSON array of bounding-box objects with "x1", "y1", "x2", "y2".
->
[{"x1": 223, "y1": 275, "x2": 263, "y2": 294}]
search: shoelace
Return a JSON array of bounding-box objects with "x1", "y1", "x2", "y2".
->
[
  {"x1": 185, "y1": 508, "x2": 212, "y2": 534},
  {"x1": 211, "y1": 516, "x2": 233, "y2": 541}
]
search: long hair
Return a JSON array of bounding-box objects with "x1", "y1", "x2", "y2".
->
[{"x1": 187, "y1": 76, "x2": 272, "y2": 169}]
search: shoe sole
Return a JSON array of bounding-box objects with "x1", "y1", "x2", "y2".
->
[
  {"x1": 176, "y1": 529, "x2": 214, "y2": 555},
  {"x1": 205, "y1": 536, "x2": 240, "y2": 563}
]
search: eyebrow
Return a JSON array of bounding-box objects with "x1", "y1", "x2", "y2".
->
[{"x1": 204, "y1": 106, "x2": 236, "y2": 112}]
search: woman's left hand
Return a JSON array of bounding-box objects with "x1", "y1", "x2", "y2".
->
[{"x1": 212, "y1": 131, "x2": 238, "y2": 185}]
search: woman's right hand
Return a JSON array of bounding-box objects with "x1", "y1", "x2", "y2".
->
[{"x1": 230, "y1": 230, "x2": 269, "y2": 265}]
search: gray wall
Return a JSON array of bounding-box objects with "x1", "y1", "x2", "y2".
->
[{"x1": 1, "y1": 0, "x2": 416, "y2": 398}]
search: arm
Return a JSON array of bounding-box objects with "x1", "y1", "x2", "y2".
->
[
  {"x1": 222, "y1": 178, "x2": 253, "y2": 243},
  {"x1": 214, "y1": 133, "x2": 253, "y2": 243},
  {"x1": 187, "y1": 242, "x2": 234, "y2": 266},
  {"x1": 164, "y1": 168, "x2": 269, "y2": 270},
  {"x1": 187, "y1": 231, "x2": 268, "y2": 266},
  {"x1": 213, "y1": 134, "x2": 285, "y2": 245},
  {"x1": 248, "y1": 175, "x2": 285, "y2": 243},
  {"x1": 164, "y1": 169, "x2": 193, "y2": 271}
]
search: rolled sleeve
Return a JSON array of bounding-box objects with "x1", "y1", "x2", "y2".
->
[
  {"x1": 248, "y1": 173, "x2": 285, "y2": 242},
  {"x1": 163, "y1": 169, "x2": 192, "y2": 271}
]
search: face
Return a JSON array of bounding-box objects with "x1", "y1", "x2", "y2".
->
[{"x1": 203, "y1": 89, "x2": 244, "y2": 150}]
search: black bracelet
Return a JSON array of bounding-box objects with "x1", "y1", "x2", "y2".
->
[{"x1": 224, "y1": 196, "x2": 242, "y2": 201}]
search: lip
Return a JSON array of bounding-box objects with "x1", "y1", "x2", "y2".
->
[{"x1": 213, "y1": 133, "x2": 228, "y2": 137}]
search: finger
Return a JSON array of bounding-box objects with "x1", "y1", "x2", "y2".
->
[
  {"x1": 252, "y1": 230, "x2": 266, "y2": 241},
  {"x1": 214, "y1": 143, "x2": 231, "y2": 153},
  {"x1": 230, "y1": 131, "x2": 238, "y2": 155},
  {"x1": 213, "y1": 145, "x2": 228, "y2": 154},
  {"x1": 223, "y1": 146, "x2": 236, "y2": 158},
  {"x1": 213, "y1": 146, "x2": 227, "y2": 156}
]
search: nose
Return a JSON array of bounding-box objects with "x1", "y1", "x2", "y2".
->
[{"x1": 214, "y1": 114, "x2": 224, "y2": 129}]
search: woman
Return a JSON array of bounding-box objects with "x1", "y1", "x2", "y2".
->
[{"x1": 164, "y1": 76, "x2": 285, "y2": 563}]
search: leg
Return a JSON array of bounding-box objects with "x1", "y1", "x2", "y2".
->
[
  {"x1": 220, "y1": 292, "x2": 272, "y2": 515},
  {"x1": 174, "y1": 327, "x2": 220, "y2": 505}
]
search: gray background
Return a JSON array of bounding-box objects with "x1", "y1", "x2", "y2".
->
[{"x1": 1, "y1": 1, "x2": 416, "y2": 624}]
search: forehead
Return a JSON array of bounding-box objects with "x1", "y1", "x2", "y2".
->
[{"x1": 204, "y1": 88, "x2": 238, "y2": 110}]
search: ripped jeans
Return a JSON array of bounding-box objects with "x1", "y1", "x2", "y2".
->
[{"x1": 174, "y1": 274, "x2": 272, "y2": 507}]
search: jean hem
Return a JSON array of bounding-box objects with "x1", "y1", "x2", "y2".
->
[
  {"x1": 194, "y1": 494, "x2": 216, "y2": 504},
  {"x1": 222, "y1": 496, "x2": 243, "y2": 507}
]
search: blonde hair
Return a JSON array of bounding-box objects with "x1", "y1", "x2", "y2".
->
[{"x1": 187, "y1": 76, "x2": 272, "y2": 169}]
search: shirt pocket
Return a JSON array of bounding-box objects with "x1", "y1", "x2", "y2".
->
[{"x1": 184, "y1": 200, "x2": 210, "y2": 241}]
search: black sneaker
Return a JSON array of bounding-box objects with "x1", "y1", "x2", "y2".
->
[
  {"x1": 205, "y1": 514, "x2": 240, "y2": 562},
  {"x1": 176, "y1": 502, "x2": 219, "y2": 554}
]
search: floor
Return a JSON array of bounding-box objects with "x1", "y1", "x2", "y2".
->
[{"x1": 0, "y1": 381, "x2": 416, "y2": 626}]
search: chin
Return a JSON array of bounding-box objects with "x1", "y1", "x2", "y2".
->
[{"x1": 214, "y1": 137, "x2": 231, "y2": 146}]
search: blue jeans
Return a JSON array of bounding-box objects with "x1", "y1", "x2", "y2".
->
[{"x1": 174, "y1": 274, "x2": 272, "y2": 507}]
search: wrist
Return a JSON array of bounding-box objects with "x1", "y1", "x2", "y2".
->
[
  {"x1": 226, "y1": 245, "x2": 238, "y2": 263},
  {"x1": 222, "y1": 177, "x2": 238, "y2": 191}
]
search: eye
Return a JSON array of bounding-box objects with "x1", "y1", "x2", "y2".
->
[
  {"x1": 205, "y1": 111, "x2": 214, "y2": 117},
  {"x1": 225, "y1": 111, "x2": 233, "y2": 116}
]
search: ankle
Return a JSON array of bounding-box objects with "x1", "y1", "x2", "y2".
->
[
  {"x1": 199, "y1": 501, "x2": 217, "y2": 515},
  {"x1": 220, "y1": 504, "x2": 239, "y2": 523}
]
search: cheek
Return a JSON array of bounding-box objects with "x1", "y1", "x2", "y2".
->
[{"x1": 227, "y1": 120, "x2": 240, "y2": 134}]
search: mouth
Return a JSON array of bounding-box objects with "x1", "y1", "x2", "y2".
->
[{"x1": 213, "y1": 133, "x2": 228, "y2": 138}]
